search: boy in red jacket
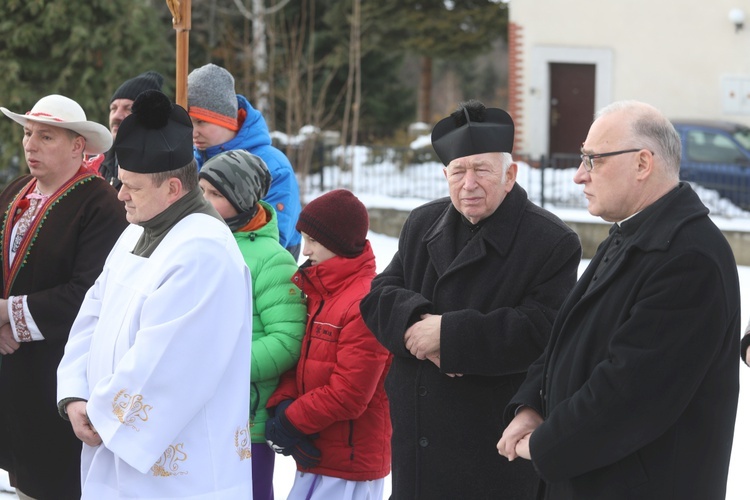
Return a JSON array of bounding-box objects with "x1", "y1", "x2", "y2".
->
[{"x1": 266, "y1": 189, "x2": 392, "y2": 500}]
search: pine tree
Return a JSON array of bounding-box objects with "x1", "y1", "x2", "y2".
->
[
  {"x1": 378, "y1": 0, "x2": 509, "y2": 123},
  {"x1": 0, "y1": 0, "x2": 174, "y2": 174}
]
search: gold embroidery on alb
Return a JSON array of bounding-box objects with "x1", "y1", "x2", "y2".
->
[
  {"x1": 151, "y1": 443, "x2": 188, "y2": 477},
  {"x1": 112, "y1": 389, "x2": 152, "y2": 431},
  {"x1": 235, "y1": 421, "x2": 252, "y2": 460}
]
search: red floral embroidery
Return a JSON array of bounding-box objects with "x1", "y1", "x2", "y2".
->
[{"x1": 11, "y1": 296, "x2": 31, "y2": 342}]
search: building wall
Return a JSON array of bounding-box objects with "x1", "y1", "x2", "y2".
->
[{"x1": 509, "y1": 0, "x2": 750, "y2": 155}]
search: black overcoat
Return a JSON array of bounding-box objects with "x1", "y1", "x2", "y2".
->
[
  {"x1": 508, "y1": 183, "x2": 740, "y2": 499},
  {"x1": 0, "y1": 173, "x2": 127, "y2": 499},
  {"x1": 361, "y1": 185, "x2": 581, "y2": 499}
]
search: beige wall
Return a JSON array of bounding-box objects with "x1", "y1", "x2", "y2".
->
[{"x1": 509, "y1": 0, "x2": 750, "y2": 155}]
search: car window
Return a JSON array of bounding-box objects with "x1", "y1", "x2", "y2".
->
[
  {"x1": 686, "y1": 130, "x2": 747, "y2": 163},
  {"x1": 732, "y1": 128, "x2": 750, "y2": 150}
]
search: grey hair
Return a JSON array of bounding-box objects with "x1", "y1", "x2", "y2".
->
[
  {"x1": 501, "y1": 152, "x2": 513, "y2": 177},
  {"x1": 596, "y1": 100, "x2": 681, "y2": 177},
  {"x1": 151, "y1": 159, "x2": 199, "y2": 191}
]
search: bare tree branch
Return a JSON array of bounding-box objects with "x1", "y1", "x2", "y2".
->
[{"x1": 229, "y1": 0, "x2": 290, "y2": 19}]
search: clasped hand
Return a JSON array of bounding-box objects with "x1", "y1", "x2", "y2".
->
[
  {"x1": 404, "y1": 314, "x2": 462, "y2": 377},
  {"x1": 67, "y1": 400, "x2": 102, "y2": 447},
  {"x1": 265, "y1": 400, "x2": 321, "y2": 469},
  {"x1": 497, "y1": 406, "x2": 543, "y2": 461},
  {"x1": 0, "y1": 299, "x2": 19, "y2": 355}
]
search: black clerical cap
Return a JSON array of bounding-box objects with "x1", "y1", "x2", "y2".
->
[
  {"x1": 113, "y1": 90, "x2": 194, "y2": 173},
  {"x1": 431, "y1": 105, "x2": 514, "y2": 165}
]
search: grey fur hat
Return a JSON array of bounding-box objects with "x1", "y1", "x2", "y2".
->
[
  {"x1": 187, "y1": 64, "x2": 239, "y2": 131},
  {"x1": 199, "y1": 150, "x2": 272, "y2": 213}
]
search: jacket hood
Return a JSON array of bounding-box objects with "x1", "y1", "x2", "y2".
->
[{"x1": 233, "y1": 200, "x2": 281, "y2": 243}]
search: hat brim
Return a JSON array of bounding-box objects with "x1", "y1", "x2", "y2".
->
[{"x1": 0, "y1": 107, "x2": 113, "y2": 155}]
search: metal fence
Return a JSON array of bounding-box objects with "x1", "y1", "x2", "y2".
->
[
  {"x1": 288, "y1": 143, "x2": 588, "y2": 209},
  {"x1": 287, "y1": 143, "x2": 750, "y2": 218}
]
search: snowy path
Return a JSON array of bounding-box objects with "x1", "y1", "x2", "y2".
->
[{"x1": 1, "y1": 243, "x2": 749, "y2": 498}]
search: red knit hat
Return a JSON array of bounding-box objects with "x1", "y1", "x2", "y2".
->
[{"x1": 296, "y1": 189, "x2": 369, "y2": 258}]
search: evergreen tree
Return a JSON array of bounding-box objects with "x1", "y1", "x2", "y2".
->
[
  {"x1": 377, "y1": 0, "x2": 509, "y2": 122},
  {"x1": 0, "y1": 0, "x2": 174, "y2": 174}
]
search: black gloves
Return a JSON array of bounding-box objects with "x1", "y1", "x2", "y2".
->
[{"x1": 265, "y1": 400, "x2": 322, "y2": 469}]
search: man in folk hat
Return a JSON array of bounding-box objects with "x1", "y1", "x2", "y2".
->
[
  {"x1": 360, "y1": 99, "x2": 582, "y2": 499},
  {"x1": 57, "y1": 90, "x2": 253, "y2": 498},
  {"x1": 86, "y1": 71, "x2": 165, "y2": 189},
  {"x1": 0, "y1": 94, "x2": 128, "y2": 499}
]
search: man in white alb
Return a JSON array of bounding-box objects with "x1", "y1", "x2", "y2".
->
[{"x1": 57, "y1": 89, "x2": 253, "y2": 499}]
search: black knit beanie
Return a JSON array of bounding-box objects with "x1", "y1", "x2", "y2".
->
[
  {"x1": 110, "y1": 71, "x2": 165, "y2": 103},
  {"x1": 296, "y1": 189, "x2": 369, "y2": 258}
]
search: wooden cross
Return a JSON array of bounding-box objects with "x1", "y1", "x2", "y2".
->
[{"x1": 166, "y1": 0, "x2": 192, "y2": 108}]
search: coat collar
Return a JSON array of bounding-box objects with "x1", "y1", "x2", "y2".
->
[
  {"x1": 423, "y1": 184, "x2": 528, "y2": 276},
  {"x1": 293, "y1": 240, "x2": 376, "y2": 298},
  {"x1": 576, "y1": 182, "x2": 707, "y2": 301},
  {"x1": 618, "y1": 182, "x2": 707, "y2": 253}
]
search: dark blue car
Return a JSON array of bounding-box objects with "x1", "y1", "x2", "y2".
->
[{"x1": 672, "y1": 119, "x2": 750, "y2": 210}]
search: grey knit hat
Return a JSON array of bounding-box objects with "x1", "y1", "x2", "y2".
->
[
  {"x1": 199, "y1": 150, "x2": 272, "y2": 213},
  {"x1": 110, "y1": 71, "x2": 164, "y2": 103},
  {"x1": 187, "y1": 64, "x2": 239, "y2": 131}
]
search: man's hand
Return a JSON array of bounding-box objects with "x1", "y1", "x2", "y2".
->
[
  {"x1": 497, "y1": 406, "x2": 543, "y2": 461},
  {"x1": 0, "y1": 323, "x2": 19, "y2": 355},
  {"x1": 67, "y1": 401, "x2": 102, "y2": 447},
  {"x1": 404, "y1": 313, "x2": 441, "y2": 360},
  {"x1": 0, "y1": 298, "x2": 8, "y2": 325}
]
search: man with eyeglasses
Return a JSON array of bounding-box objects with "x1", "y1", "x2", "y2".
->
[{"x1": 499, "y1": 100, "x2": 740, "y2": 499}]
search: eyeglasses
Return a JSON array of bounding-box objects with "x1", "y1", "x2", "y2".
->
[{"x1": 579, "y1": 148, "x2": 651, "y2": 172}]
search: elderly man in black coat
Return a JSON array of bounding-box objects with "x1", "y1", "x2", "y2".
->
[
  {"x1": 499, "y1": 100, "x2": 741, "y2": 499},
  {"x1": 360, "y1": 100, "x2": 582, "y2": 499}
]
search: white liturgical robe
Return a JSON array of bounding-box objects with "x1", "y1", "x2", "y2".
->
[{"x1": 57, "y1": 214, "x2": 253, "y2": 499}]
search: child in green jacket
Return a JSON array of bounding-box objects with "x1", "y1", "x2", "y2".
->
[{"x1": 199, "y1": 150, "x2": 306, "y2": 500}]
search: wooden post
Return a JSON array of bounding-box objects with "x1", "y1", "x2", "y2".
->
[{"x1": 167, "y1": 0, "x2": 192, "y2": 108}]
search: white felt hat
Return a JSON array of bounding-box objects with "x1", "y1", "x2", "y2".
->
[{"x1": 1, "y1": 94, "x2": 112, "y2": 155}]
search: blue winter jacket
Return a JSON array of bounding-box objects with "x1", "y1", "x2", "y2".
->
[{"x1": 194, "y1": 95, "x2": 302, "y2": 251}]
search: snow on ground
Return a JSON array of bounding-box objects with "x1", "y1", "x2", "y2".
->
[
  {"x1": 3, "y1": 161, "x2": 750, "y2": 496},
  {"x1": 3, "y1": 239, "x2": 750, "y2": 498}
]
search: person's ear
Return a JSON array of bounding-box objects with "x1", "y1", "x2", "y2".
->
[
  {"x1": 71, "y1": 135, "x2": 85, "y2": 157},
  {"x1": 504, "y1": 162, "x2": 518, "y2": 192},
  {"x1": 167, "y1": 178, "x2": 184, "y2": 201},
  {"x1": 635, "y1": 149, "x2": 655, "y2": 180}
]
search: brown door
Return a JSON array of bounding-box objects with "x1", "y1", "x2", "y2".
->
[{"x1": 548, "y1": 63, "x2": 596, "y2": 155}]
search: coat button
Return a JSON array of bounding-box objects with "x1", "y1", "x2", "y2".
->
[
  {"x1": 419, "y1": 437, "x2": 429, "y2": 447},
  {"x1": 418, "y1": 386, "x2": 428, "y2": 396}
]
